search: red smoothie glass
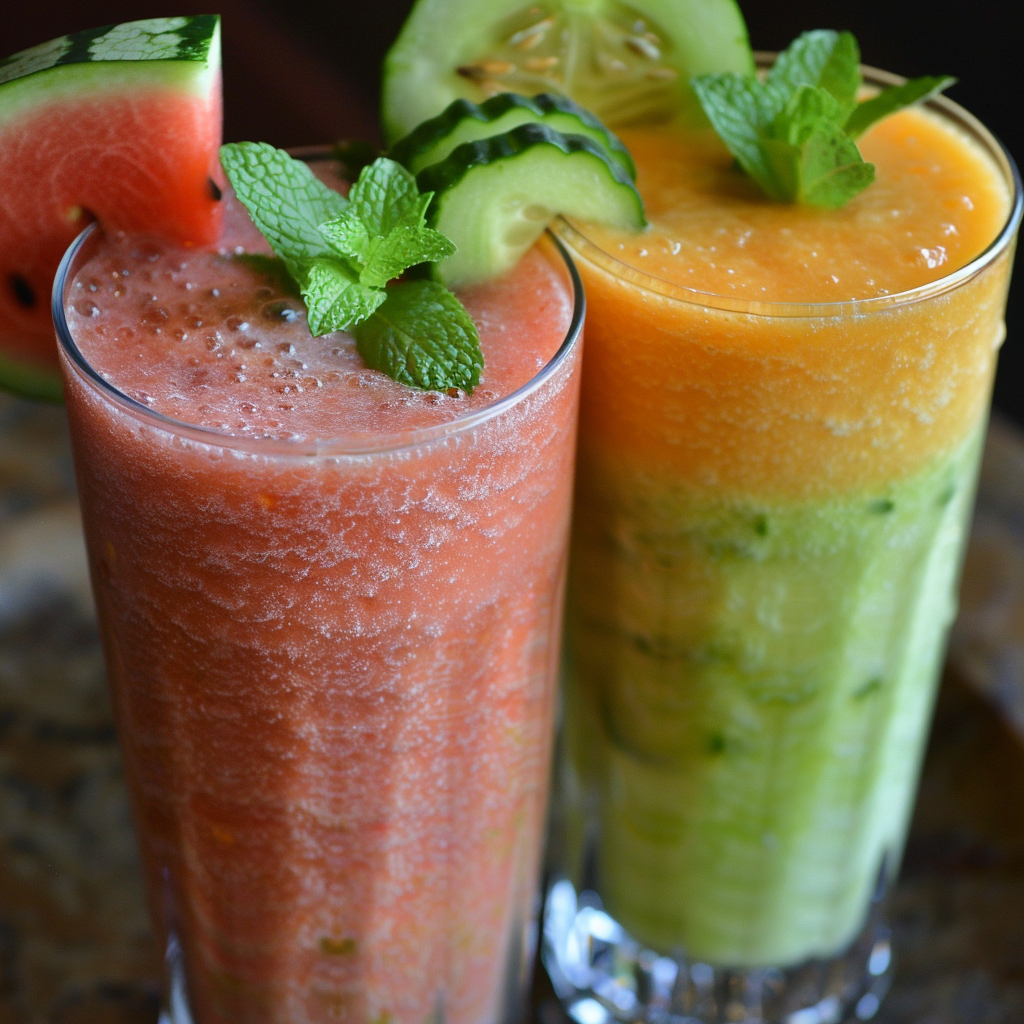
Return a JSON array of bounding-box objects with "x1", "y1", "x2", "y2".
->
[{"x1": 51, "y1": 154, "x2": 584, "y2": 1024}]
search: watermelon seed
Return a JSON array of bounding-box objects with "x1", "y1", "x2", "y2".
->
[
  {"x1": 9, "y1": 273, "x2": 36, "y2": 309},
  {"x1": 208, "y1": 178, "x2": 223, "y2": 201}
]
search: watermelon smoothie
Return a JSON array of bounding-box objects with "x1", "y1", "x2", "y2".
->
[
  {"x1": 54, "y1": 158, "x2": 583, "y2": 1024},
  {"x1": 544, "y1": 76, "x2": 1021, "y2": 1013}
]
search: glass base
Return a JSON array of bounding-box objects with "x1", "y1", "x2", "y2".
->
[
  {"x1": 157, "y1": 934, "x2": 194, "y2": 1024},
  {"x1": 156, "y1": 915, "x2": 537, "y2": 1024},
  {"x1": 541, "y1": 879, "x2": 893, "y2": 1024}
]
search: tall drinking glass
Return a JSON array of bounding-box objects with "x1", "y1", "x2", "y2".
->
[
  {"x1": 53, "y1": 155, "x2": 584, "y2": 1024},
  {"x1": 544, "y1": 72, "x2": 1021, "y2": 1023}
]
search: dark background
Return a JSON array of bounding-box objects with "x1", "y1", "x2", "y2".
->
[{"x1": 7, "y1": 0, "x2": 1021, "y2": 424}]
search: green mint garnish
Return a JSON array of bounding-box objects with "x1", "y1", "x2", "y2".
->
[
  {"x1": 219, "y1": 142, "x2": 348, "y2": 270},
  {"x1": 843, "y1": 75, "x2": 955, "y2": 139},
  {"x1": 219, "y1": 142, "x2": 481, "y2": 392},
  {"x1": 318, "y1": 157, "x2": 456, "y2": 288},
  {"x1": 692, "y1": 30, "x2": 954, "y2": 208},
  {"x1": 353, "y1": 280, "x2": 483, "y2": 393},
  {"x1": 301, "y1": 259, "x2": 386, "y2": 335}
]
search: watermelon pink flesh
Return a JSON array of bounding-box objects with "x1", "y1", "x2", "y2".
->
[{"x1": 0, "y1": 79, "x2": 223, "y2": 376}]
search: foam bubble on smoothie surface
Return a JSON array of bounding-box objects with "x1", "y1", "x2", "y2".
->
[
  {"x1": 586, "y1": 106, "x2": 1009, "y2": 303},
  {"x1": 67, "y1": 189, "x2": 572, "y2": 442}
]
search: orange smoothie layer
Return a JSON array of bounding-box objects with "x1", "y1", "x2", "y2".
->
[
  {"x1": 565, "y1": 106, "x2": 1013, "y2": 500},
  {"x1": 61, "y1": 173, "x2": 581, "y2": 1024}
]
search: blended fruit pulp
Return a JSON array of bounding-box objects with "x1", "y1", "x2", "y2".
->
[
  {"x1": 60, "y1": 166, "x2": 581, "y2": 1024},
  {"x1": 557, "y1": 104, "x2": 1015, "y2": 967}
]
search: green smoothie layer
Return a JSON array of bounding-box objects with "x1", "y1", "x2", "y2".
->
[{"x1": 562, "y1": 423, "x2": 984, "y2": 967}]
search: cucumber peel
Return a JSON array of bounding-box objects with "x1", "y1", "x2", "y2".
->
[
  {"x1": 382, "y1": 0, "x2": 754, "y2": 142},
  {"x1": 390, "y1": 91, "x2": 636, "y2": 179},
  {"x1": 418, "y1": 122, "x2": 645, "y2": 287}
]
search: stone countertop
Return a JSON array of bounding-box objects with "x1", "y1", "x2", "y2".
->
[
  {"x1": 0, "y1": 395, "x2": 158, "y2": 1023},
  {"x1": 3, "y1": 391, "x2": 1024, "y2": 1023}
]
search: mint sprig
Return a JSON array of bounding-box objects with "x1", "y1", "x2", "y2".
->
[
  {"x1": 353, "y1": 281, "x2": 483, "y2": 393},
  {"x1": 844, "y1": 75, "x2": 954, "y2": 139},
  {"x1": 692, "y1": 31, "x2": 954, "y2": 208},
  {"x1": 318, "y1": 158, "x2": 455, "y2": 288},
  {"x1": 219, "y1": 143, "x2": 481, "y2": 392}
]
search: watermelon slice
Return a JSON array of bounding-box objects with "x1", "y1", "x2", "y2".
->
[{"x1": 0, "y1": 15, "x2": 224, "y2": 400}]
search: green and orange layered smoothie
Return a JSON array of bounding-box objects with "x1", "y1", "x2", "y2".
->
[
  {"x1": 554, "y1": 94, "x2": 1019, "y2": 967},
  {"x1": 55, "y1": 164, "x2": 582, "y2": 1024}
]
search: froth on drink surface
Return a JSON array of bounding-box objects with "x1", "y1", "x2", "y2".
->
[{"x1": 66, "y1": 166, "x2": 573, "y2": 444}]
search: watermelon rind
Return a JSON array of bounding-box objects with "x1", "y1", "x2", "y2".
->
[
  {"x1": 0, "y1": 350, "x2": 63, "y2": 403},
  {"x1": 0, "y1": 16, "x2": 220, "y2": 118},
  {"x1": 0, "y1": 15, "x2": 222, "y2": 400}
]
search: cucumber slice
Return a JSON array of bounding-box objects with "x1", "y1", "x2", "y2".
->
[
  {"x1": 418, "y1": 122, "x2": 645, "y2": 287},
  {"x1": 390, "y1": 91, "x2": 636, "y2": 179},
  {"x1": 382, "y1": 0, "x2": 754, "y2": 143}
]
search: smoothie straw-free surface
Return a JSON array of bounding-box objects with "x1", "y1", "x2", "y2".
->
[
  {"x1": 545, "y1": 73, "x2": 1020, "y2": 1023},
  {"x1": 55, "y1": 160, "x2": 584, "y2": 1024}
]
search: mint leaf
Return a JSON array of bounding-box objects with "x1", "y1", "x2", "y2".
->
[
  {"x1": 220, "y1": 142, "x2": 348, "y2": 275},
  {"x1": 319, "y1": 158, "x2": 456, "y2": 287},
  {"x1": 758, "y1": 84, "x2": 874, "y2": 206},
  {"x1": 360, "y1": 227, "x2": 456, "y2": 288},
  {"x1": 319, "y1": 211, "x2": 454, "y2": 288},
  {"x1": 353, "y1": 281, "x2": 482, "y2": 393},
  {"x1": 768, "y1": 30, "x2": 860, "y2": 115},
  {"x1": 691, "y1": 74, "x2": 787, "y2": 198},
  {"x1": 772, "y1": 84, "x2": 846, "y2": 144},
  {"x1": 303, "y1": 260, "x2": 386, "y2": 336},
  {"x1": 316, "y1": 211, "x2": 372, "y2": 264},
  {"x1": 797, "y1": 124, "x2": 876, "y2": 207},
  {"x1": 220, "y1": 144, "x2": 481, "y2": 392},
  {"x1": 347, "y1": 157, "x2": 424, "y2": 238},
  {"x1": 693, "y1": 30, "x2": 952, "y2": 208},
  {"x1": 845, "y1": 75, "x2": 956, "y2": 139}
]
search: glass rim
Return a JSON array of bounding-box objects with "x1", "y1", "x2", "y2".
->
[
  {"x1": 557, "y1": 60, "x2": 1023, "y2": 320},
  {"x1": 52, "y1": 150, "x2": 586, "y2": 459}
]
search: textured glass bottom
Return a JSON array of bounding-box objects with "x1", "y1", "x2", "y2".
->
[
  {"x1": 542, "y1": 878, "x2": 893, "y2": 1024},
  {"x1": 158, "y1": 917, "x2": 538, "y2": 1024},
  {"x1": 158, "y1": 934, "x2": 193, "y2": 1024}
]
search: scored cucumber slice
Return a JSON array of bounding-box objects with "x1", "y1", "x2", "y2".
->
[
  {"x1": 418, "y1": 122, "x2": 645, "y2": 287},
  {"x1": 390, "y1": 91, "x2": 636, "y2": 179},
  {"x1": 382, "y1": 0, "x2": 754, "y2": 143}
]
